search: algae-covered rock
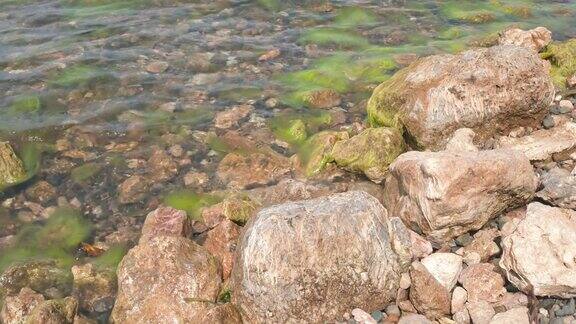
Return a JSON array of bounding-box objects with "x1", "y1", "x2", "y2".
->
[
  {"x1": 25, "y1": 296, "x2": 77, "y2": 324},
  {"x1": 0, "y1": 142, "x2": 26, "y2": 189},
  {"x1": 298, "y1": 131, "x2": 349, "y2": 176},
  {"x1": 331, "y1": 127, "x2": 405, "y2": 183},
  {"x1": 271, "y1": 119, "x2": 308, "y2": 145},
  {"x1": 0, "y1": 260, "x2": 73, "y2": 299},
  {"x1": 541, "y1": 38, "x2": 576, "y2": 88},
  {"x1": 367, "y1": 45, "x2": 554, "y2": 150}
]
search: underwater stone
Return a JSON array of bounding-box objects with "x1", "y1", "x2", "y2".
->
[{"x1": 0, "y1": 142, "x2": 26, "y2": 189}]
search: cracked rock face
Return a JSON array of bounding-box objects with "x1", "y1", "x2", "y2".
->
[
  {"x1": 231, "y1": 191, "x2": 411, "y2": 323},
  {"x1": 500, "y1": 202, "x2": 576, "y2": 298},
  {"x1": 367, "y1": 45, "x2": 554, "y2": 150},
  {"x1": 383, "y1": 149, "x2": 537, "y2": 243},
  {"x1": 536, "y1": 167, "x2": 576, "y2": 209}
]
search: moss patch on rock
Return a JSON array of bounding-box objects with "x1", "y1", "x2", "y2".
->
[
  {"x1": 366, "y1": 67, "x2": 410, "y2": 130},
  {"x1": 297, "y1": 131, "x2": 349, "y2": 177},
  {"x1": 541, "y1": 39, "x2": 576, "y2": 88}
]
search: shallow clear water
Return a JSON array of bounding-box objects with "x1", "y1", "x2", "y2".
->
[{"x1": 0, "y1": 0, "x2": 575, "y2": 320}]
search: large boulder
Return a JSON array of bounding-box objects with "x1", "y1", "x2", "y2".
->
[
  {"x1": 331, "y1": 127, "x2": 406, "y2": 183},
  {"x1": 500, "y1": 202, "x2": 576, "y2": 298},
  {"x1": 231, "y1": 191, "x2": 412, "y2": 323},
  {"x1": 367, "y1": 45, "x2": 554, "y2": 150},
  {"x1": 383, "y1": 149, "x2": 537, "y2": 242},
  {"x1": 110, "y1": 236, "x2": 222, "y2": 323},
  {"x1": 498, "y1": 27, "x2": 552, "y2": 52}
]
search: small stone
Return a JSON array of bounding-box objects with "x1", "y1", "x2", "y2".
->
[
  {"x1": 371, "y1": 310, "x2": 384, "y2": 322},
  {"x1": 183, "y1": 171, "x2": 209, "y2": 189},
  {"x1": 216, "y1": 151, "x2": 290, "y2": 190},
  {"x1": 489, "y1": 306, "x2": 530, "y2": 324},
  {"x1": 140, "y1": 206, "x2": 189, "y2": 244},
  {"x1": 147, "y1": 147, "x2": 178, "y2": 182},
  {"x1": 145, "y1": 61, "x2": 169, "y2": 74},
  {"x1": 452, "y1": 286, "x2": 469, "y2": 314},
  {"x1": 214, "y1": 105, "x2": 254, "y2": 129},
  {"x1": 398, "y1": 313, "x2": 432, "y2": 324},
  {"x1": 351, "y1": 308, "x2": 377, "y2": 324},
  {"x1": 265, "y1": 98, "x2": 278, "y2": 108},
  {"x1": 453, "y1": 309, "x2": 471, "y2": 324},
  {"x1": 385, "y1": 304, "x2": 400, "y2": 317},
  {"x1": 556, "y1": 299, "x2": 576, "y2": 317},
  {"x1": 461, "y1": 229, "x2": 500, "y2": 263},
  {"x1": 118, "y1": 175, "x2": 150, "y2": 204},
  {"x1": 459, "y1": 263, "x2": 506, "y2": 303},
  {"x1": 71, "y1": 263, "x2": 116, "y2": 314},
  {"x1": 467, "y1": 301, "x2": 495, "y2": 324},
  {"x1": 25, "y1": 181, "x2": 56, "y2": 203},
  {"x1": 258, "y1": 48, "x2": 281, "y2": 61},
  {"x1": 399, "y1": 272, "x2": 411, "y2": 290},
  {"x1": 421, "y1": 253, "x2": 463, "y2": 291},
  {"x1": 455, "y1": 233, "x2": 474, "y2": 247},
  {"x1": 568, "y1": 74, "x2": 576, "y2": 88},
  {"x1": 495, "y1": 292, "x2": 529, "y2": 311},
  {"x1": 0, "y1": 287, "x2": 45, "y2": 323},
  {"x1": 543, "y1": 115, "x2": 555, "y2": 129},
  {"x1": 498, "y1": 27, "x2": 552, "y2": 52},
  {"x1": 303, "y1": 89, "x2": 341, "y2": 109},
  {"x1": 409, "y1": 230, "x2": 433, "y2": 258},
  {"x1": 0, "y1": 141, "x2": 26, "y2": 188},
  {"x1": 559, "y1": 100, "x2": 574, "y2": 113},
  {"x1": 168, "y1": 145, "x2": 183, "y2": 158}
]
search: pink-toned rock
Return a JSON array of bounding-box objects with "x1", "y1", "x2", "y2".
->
[
  {"x1": 453, "y1": 309, "x2": 471, "y2": 324},
  {"x1": 489, "y1": 306, "x2": 529, "y2": 324},
  {"x1": 444, "y1": 128, "x2": 478, "y2": 152},
  {"x1": 216, "y1": 151, "x2": 291, "y2": 189},
  {"x1": 145, "y1": 61, "x2": 169, "y2": 73},
  {"x1": 214, "y1": 105, "x2": 254, "y2": 129},
  {"x1": 25, "y1": 297, "x2": 78, "y2": 324},
  {"x1": 409, "y1": 229, "x2": 433, "y2": 259},
  {"x1": 467, "y1": 301, "x2": 495, "y2": 324},
  {"x1": 71, "y1": 263, "x2": 116, "y2": 314},
  {"x1": 0, "y1": 287, "x2": 45, "y2": 323},
  {"x1": 118, "y1": 175, "x2": 150, "y2": 204},
  {"x1": 398, "y1": 313, "x2": 432, "y2": 324},
  {"x1": 494, "y1": 292, "x2": 528, "y2": 311},
  {"x1": 460, "y1": 229, "x2": 500, "y2": 263},
  {"x1": 202, "y1": 219, "x2": 241, "y2": 281},
  {"x1": 452, "y1": 286, "x2": 468, "y2": 314},
  {"x1": 421, "y1": 253, "x2": 463, "y2": 290},
  {"x1": 139, "y1": 206, "x2": 189, "y2": 244},
  {"x1": 148, "y1": 147, "x2": 178, "y2": 182},
  {"x1": 458, "y1": 263, "x2": 506, "y2": 304},
  {"x1": 496, "y1": 122, "x2": 576, "y2": 161},
  {"x1": 498, "y1": 27, "x2": 552, "y2": 52},
  {"x1": 383, "y1": 149, "x2": 537, "y2": 243},
  {"x1": 351, "y1": 308, "x2": 377, "y2": 324},
  {"x1": 111, "y1": 236, "x2": 221, "y2": 323},
  {"x1": 199, "y1": 303, "x2": 243, "y2": 324},
  {"x1": 500, "y1": 202, "x2": 576, "y2": 297},
  {"x1": 409, "y1": 261, "x2": 451, "y2": 319}
]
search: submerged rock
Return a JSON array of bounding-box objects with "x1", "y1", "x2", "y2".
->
[
  {"x1": 0, "y1": 142, "x2": 26, "y2": 189},
  {"x1": 111, "y1": 236, "x2": 221, "y2": 323},
  {"x1": 496, "y1": 122, "x2": 576, "y2": 161},
  {"x1": 25, "y1": 296, "x2": 78, "y2": 324},
  {"x1": 498, "y1": 27, "x2": 552, "y2": 52},
  {"x1": 331, "y1": 127, "x2": 405, "y2": 183},
  {"x1": 367, "y1": 45, "x2": 554, "y2": 150},
  {"x1": 0, "y1": 287, "x2": 45, "y2": 324},
  {"x1": 383, "y1": 149, "x2": 536, "y2": 242},
  {"x1": 216, "y1": 151, "x2": 291, "y2": 189},
  {"x1": 0, "y1": 260, "x2": 73, "y2": 299},
  {"x1": 231, "y1": 191, "x2": 411, "y2": 323},
  {"x1": 536, "y1": 167, "x2": 576, "y2": 209},
  {"x1": 303, "y1": 89, "x2": 342, "y2": 109},
  {"x1": 500, "y1": 202, "x2": 576, "y2": 298},
  {"x1": 71, "y1": 263, "x2": 116, "y2": 314}
]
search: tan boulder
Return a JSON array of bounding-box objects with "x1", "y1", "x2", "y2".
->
[
  {"x1": 498, "y1": 27, "x2": 552, "y2": 52},
  {"x1": 500, "y1": 202, "x2": 576, "y2": 298},
  {"x1": 367, "y1": 45, "x2": 554, "y2": 150},
  {"x1": 231, "y1": 191, "x2": 411, "y2": 323},
  {"x1": 383, "y1": 149, "x2": 537, "y2": 242}
]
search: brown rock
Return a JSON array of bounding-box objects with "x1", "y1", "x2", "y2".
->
[
  {"x1": 214, "y1": 105, "x2": 254, "y2": 129},
  {"x1": 383, "y1": 149, "x2": 537, "y2": 243},
  {"x1": 409, "y1": 230, "x2": 433, "y2": 259},
  {"x1": 444, "y1": 128, "x2": 479, "y2": 152},
  {"x1": 139, "y1": 206, "x2": 189, "y2": 244},
  {"x1": 183, "y1": 171, "x2": 210, "y2": 189},
  {"x1": 25, "y1": 297, "x2": 77, "y2": 324},
  {"x1": 409, "y1": 261, "x2": 451, "y2": 319},
  {"x1": 25, "y1": 181, "x2": 56, "y2": 203},
  {"x1": 536, "y1": 167, "x2": 576, "y2": 209},
  {"x1": 458, "y1": 263, "x2": 506, "y2": 304},
  {"x1": 203, "y1": 219, "x2": 241, "y2": 281},
  {"x1": 118, "y1": 175, "x2": 150, "y2": 204},
  {"x1": 0, "y1": 287, "x2": 45, "y2": 323},
  {"x1": 245, "y1": 178, "x2": 347, "y2": 207},
  {"x1": 71, "y1": 263, "x2": 116, "y2": 314},
  {"x1": 111, "y1": 236, "x2": 221, "y2": 323},
  {"x1": 216, "y1": 151, "x2": 290, "y2": 189},
  {"x1": 461, "y1": 229, "x2": 500, "y2": 263},
  {"x1": 200, "y1": 303, "x2": 243, "y2": 324},
  {"x1": 303, "y1": 89, "x2": 341, "y2": 109},
  {"x1": 368, "y1": 45, "x2": 554, "y2": 150},
  {"x1": 0, "y1": 141, "x2": 26, "y2": 188},
  {"x1": 258, "y1": 48, "x2": 280, "y2": 62},
  {"x1": 147, "y1": 147, "x2": 178, "y2": 182},
  {"x1": 498, "y1": 27, "x2": 552, "y2": 52},
  {"x1": 500, "y1": 202, "x2": 576, "y2": 297},
  {"x1": 145, "y1": 61, "x2": 169, "y2": 74},
  {"x1": 489, "y1": 306, "x2": 529, "y2": 324},
  {"x1": 231, "y1": 191, "x2": 411, "y2": 323}
]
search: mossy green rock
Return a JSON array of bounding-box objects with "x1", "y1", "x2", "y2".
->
[
  {"x1": 298, "y1": 131, "x2": 349, "y2": 176},
  {"x1": 541, "y1": 39, "x2": 576, "y2": 88},
  {"x1": 0, "y1": 142, "x2": 27, "y2": 189},
  {"x1": 0, "y1": 260, "x2": 73, "y2": 299},
  {"x1": 332, "y1": 127, "x2": 406, "y2": 183}
]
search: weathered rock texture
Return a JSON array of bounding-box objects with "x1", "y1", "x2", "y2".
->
[
  {"x1": 383, "y1": 149, "x2": 537, "y2": 242},
  {"x1": 139, "y1": 206, "x2": 190, "y2": 243},
  {"x1": 496, "y1": 122, "x2": 576, "y2": 161},
  {"x1": 367, "y1": 45, "x2": 554, "y2": 150},
  {"x1": 536, "y1": 167, "x2": 576, "y2": 209},
  {"x1": 409, "y1": 261, "x2": 451, "y2": 319},
  {"x1": 421, "y1": 253, "x2": 462, "y2": 291},
  {"x1": 498, "y1": 27, "x2": 552, "y2": 52},
  {"x1": 331, "y1": 127, "x2": 406, "y2": 183},
  {"x1": 500, "y1": 202, "x2": 576, "y2": 298},
  {"x1": 110, "y1": 236, "x2": 221, "y2": 323},
  {"x1": 0, "y1": 142, "x2": 26, "y2": 188},
  {"x1": 0, "y1": 287, "x2": 45, "y2": 324},
  {"x1": 231, "y1": 191, "x2": 411, "y2": 323}
]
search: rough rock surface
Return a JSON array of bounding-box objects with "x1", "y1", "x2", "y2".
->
[
  {"x1": 214, "y1": 104, "x2": 254, "y2": 129},
  {"x1": 459, "y1": 263, "x2": 506, "y2": 303},
  {"x1": 203, "y1": 219, "x2": 241, "y2": 281},
  {"x1": 500, "y1": 202, "x2": 576, "y2": 298},
  {"x1": 489, "y1": 306, "x2": 530, "y2": 324},
  {"x1": 331, "y1": 127, "x2": 405, "y2": 183},
  {"x1": 71, "y1": 263, "x2": 116, "y2": 314},
  {"x1": 452, "y1": 286, "x2": 468, "y2": 314},
  {"x1": 216, "y1": 151, "x2": 291, "y2": 189},
  {"x1": 444, "y1": 128, "x2": 478, "y2": 152},
  {"x1": 111, "y1": 236, "x2": 221, "y2": 323},
  {"x1": 421, "y1": 253, "x2": 462, "y2": 291},
  {"x1": 467, "y1": 301, "x2": 495, "y2": 324},
  {"x1": 498, "y1": 27, "x2": 552, "y2": 52},
  {"x1": 398, "y1": 313, "x2": 432, "y2": 324},
  {"x1": 367, "y1": 45, "x2": 554, "y2": 150},
  {"x1": 383, "y1": 149, "x2": 537, "y2": 242},
  {"x1": 199, "y1": 303, "x2": 243, "y2": 324},
  {"x1": 496, "y1": 122, "x2": 576, "y2": 161},
  {"x1": 536, "y1": 167, "x2": 576, "y2": 209},
  {"x1": 139, "y1": 206, "x2": 189, "y2": 244},
  {"x1": 409, "y1": 261, "x2": 451, "y2": 319},
  {"x1": 460, "y1": 228, "x2": 500, "y2": 263},
  {"x1": 0, "y1": 142, "x2": 26, "y2": 188},
  {"x1": 0, "y1": 287, "x2": 45, "y2": 324},
  {"x1": 25, "y1": 297, "x2": 78, "y2": 324},
  {"x1": 231, "y1": 191, "x2": 411, "y2": 323},
  {"x1": 0, "y1": 260, "x2": 72, "y2": 298}
]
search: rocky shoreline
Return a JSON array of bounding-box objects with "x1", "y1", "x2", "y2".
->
[{"x1": 2, "y1": 26, "x2": 576, "y2": 323}]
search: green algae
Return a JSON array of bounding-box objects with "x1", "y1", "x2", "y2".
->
[
  {"x1": 71, "y1": 163, "x2": 102, "y2": 183},
  {"x1": 49, "y1": 65, "x2": 111, "y2": 88},
  {"x1": 92, "y1": 245, "x2": 127, "y2": 270},
  {"x1": 221, "y1": 195, "x2": 261, "y2": 224},
  {"x1": 163, "y1": 190, "x2": 221, "y2": 221},
  {"x1": 297, "y1": 131, "x2": 349, "y2": 177},
  {"x1": 334, "y1": 7, "x2": 377, "y2": 27},
  {"x1": 7, "y1": 95, "x2": 42, "y2": 116},
  {"x1": 270, "y1": 119, "x2": 308, "y2": 145},
  {"x1": 541, "y1": 39, "x2": 576, "y2": 88},
  {"x1": 366, "y1": 67, "x2": 410, "y2": 130}
]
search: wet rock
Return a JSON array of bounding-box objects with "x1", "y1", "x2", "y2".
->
[
  {"x1": 199, "y1": 303, "x2": 243, "y2": 324},
  {"x1": 258, "y1": 48, "x2": 281, "y2": 62},
  {"x1": 183, "y1": 171, "x2": 210, "y2": 189},
  {"x1": 458, "y1": 263, "x2": 506, "y2": 304},
  {"x1": 460, "y1": 228, "x2": 500, "y2": 263},
  {"x1": 303, "y1": 89, "x2": 341, "y2": 109},
  {"x1": 383, "y1": 149, "x2": 536, "y2": 242},
  {"x1": 203, "y1": 219, "x2": 240, "y2": 281},
  {"x1": 467, "y1": 301, "x2": 495, "y2": 324},
  {"x1": 331, "y1": 127, "x2": 406, "y2": 183},
  {"x1": 536, "y1": 167, "x2": 576, "y2": 209},
  {"x1": 0, "y1": 287, "x2": 45, "y2": 324},
  {"x1": 0, "y1": 260, "x2": 72, "y2": 298},
  {"x1": 148, "y1": 147, "x2": 178, "y2": 182},
  {"x1": 496, "y1": 122, "x2": 576, "y2": 161},
  {"x1": 216, "y1": 151, "x2": 291, "y2": 189},
  {"x1": 25, "y1": 181, "x2": 56, "y2": 203},
  {"x1": 145, "y1": 61, "x2": 169, "y2": 74},
  {"x1": 0, "y1": 142, "x2": 26, "y2": 188},
  {"x1": 445, "y1": 128, "x2": 478, "y2": 152},
  {"x1": 298, "y1": 131, "x2": 349, "y2": 176},
  {"x1": 409, "y1": 261, "x2": 451, "y2": 319},
  {"x1": 117, "y1": 175, "x2": 150, "y2": 204},
  {"x1": 421, "y1": 253, "x2": 463, "y2": 290},
  {"x1": 452, "y1": 286, "x2": 468, "y2": 314},
  {"x1": 500, "y1": 202, "x2": 576, "y2": 298},
  {"x1": 111, "y1": 236, "x2": 221, "y2": 323},
  {"x1": 398, "y1": 313, "x2": 432, "y2": 324},
  {"x1": 498, "y1": 27, "x2": 552, "y2": 52},
  {"x1": 489, "y1": 306, "x2": 529, "y2": 324},
  {"x1": 214, "y1": 105, "x2": 254, "y2": 129},
  {"x1": 367, "y1": 45, "x2": 554, "y2": 150},
  {"x1": 139, "y1": 206, "x2": 189, "y2": 244},
  {"x1": 231, "y1": 191, "x2": 411, "y2": 323},
  {"x1": 71, "y1": 263, "x2": 116, "y2": 314},
  {"x1": 25, "y1": 296, "x2": 77, "y2": 324}
]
